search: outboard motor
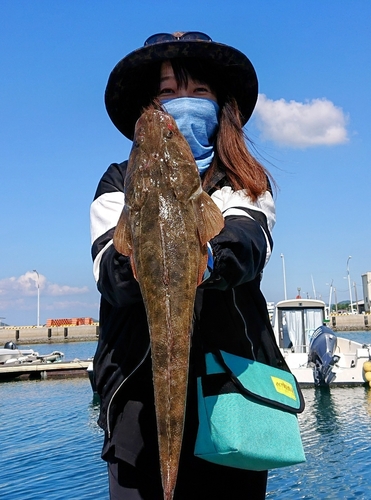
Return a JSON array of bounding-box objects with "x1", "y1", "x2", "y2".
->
[
  {"x1": 308, "y1": 325, "x2": 340, "y2": 385},
  {"x1": 4, "y1": 341, "x2": 17, "y2": 350}
]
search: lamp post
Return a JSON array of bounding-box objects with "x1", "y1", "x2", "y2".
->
[
  {"x1": 280, "y1": 253, "x2": 287, "y2": 300},
  {"x1": 346, "y1": 256, "x2": 354, "y2": 314},
  {"x1": 33, "y1": 269, "x2": 40, "y2": 327},
  {"x1": 327, "y1": 279, "x2": 334, "y2": 315},
  {"x1": 353, "y1": 281, "x2": 358, "y2": 313}
]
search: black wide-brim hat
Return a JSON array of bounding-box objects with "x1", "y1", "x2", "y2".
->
[{"x1": 105, "y1": 34, "x2": 258, "y2": 140}]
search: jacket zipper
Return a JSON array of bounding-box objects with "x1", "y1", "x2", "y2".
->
[
  {"x1": 106, "y1": 344, "x2": 151, "y2": 438},
  {"x1": 231, "y1": 288, "x2": 256, "y2": 360}
]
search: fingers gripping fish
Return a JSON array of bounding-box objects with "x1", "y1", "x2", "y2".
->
[{"x1": 113, "y1": 105, "x2": 224, "y2": 500}]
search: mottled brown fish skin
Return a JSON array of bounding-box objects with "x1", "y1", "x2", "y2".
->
[{"x1": 113, "y1": 105, "x2": 224, "y2": 500}]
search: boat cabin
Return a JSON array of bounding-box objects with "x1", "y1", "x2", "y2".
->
[{"x1": 272, "y1": 299, "x2": 326, "y2": 353}]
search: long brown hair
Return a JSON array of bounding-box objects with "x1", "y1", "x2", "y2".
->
[
  {"x1": 142, "y1": 58, "x2": 273, "y2": 200},
  {"x1": 204, "y1": 97, "x2": 272, "y2": 200}
]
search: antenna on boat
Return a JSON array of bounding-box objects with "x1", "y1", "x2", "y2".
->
[
  {"x1": 311, "y1": 275, "x2": 317, "y2": 299},
  {"x1": 280, "y1": 253, "x2": 287, "y2": 300}
]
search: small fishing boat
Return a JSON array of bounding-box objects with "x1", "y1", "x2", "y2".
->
[
  {"x1": 0, "y1": 341, "x2": 64, "y2": 365},
  {"x1": 272, "y1": 299, "x2": 371, "y2": 386}
]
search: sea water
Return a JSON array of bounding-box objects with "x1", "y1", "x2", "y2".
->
[
  {"x1": 0, "y1": 341, "x2": 107, "y2": 500},
  {"x1": 1, "y1": 335, "x2": 371, "y2": 499},
  {"x1": 267, "y1": 331, "x2": 371, "y2": 500}
]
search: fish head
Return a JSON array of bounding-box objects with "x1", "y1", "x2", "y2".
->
[
  {"x1": 126, "y1": 108, "x2": 178, "y2": 180},
  {"x1": 132, "y1": 106, "x2": 202, "y2": 201},
  {"x1": 133, "y1": 106, "x2": 191, "y2": 157}
]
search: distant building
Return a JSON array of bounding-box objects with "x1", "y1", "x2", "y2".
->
[
  {"x1": 362, "y1": 272, "x2": 371, "y2": 313},
  {"x1": 46, "y1": 317, "x2": 94, "y2": 327}
]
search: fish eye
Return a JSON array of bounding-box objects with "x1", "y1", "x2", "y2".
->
[
  {"x1": 134, "y1": 134, "x2": 145, "y2": 147},
  {"x1": 166, "y1": 130, "x2": 173, "y2": 139}
]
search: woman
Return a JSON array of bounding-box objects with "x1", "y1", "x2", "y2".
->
[{"x1": 91, "y1": 32, "x2": 289, "y2": 499}]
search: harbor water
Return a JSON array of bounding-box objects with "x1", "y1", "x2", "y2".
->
[{"x1": 1, "y1": 334, "x2": 371, "y2": 499}]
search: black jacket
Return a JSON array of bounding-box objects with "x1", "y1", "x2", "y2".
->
[{"x1": 90, "y1": 161, "x2": 289, "y2": 466}]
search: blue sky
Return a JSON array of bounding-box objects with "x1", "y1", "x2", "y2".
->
[{"x1": 1, "y1": 1, "x2": 370, "y2": 326}]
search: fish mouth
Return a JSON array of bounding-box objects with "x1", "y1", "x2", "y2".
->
[
  {"x1": 134, "y1": 111, "x2": 175, "y2": 156},
  {"x1": 136, "y1": 107, "x2": 172, "y2": 130}
]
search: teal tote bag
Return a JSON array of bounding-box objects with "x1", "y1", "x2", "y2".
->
[{"x1": 195, "y1": 350, "x2": 306, "y2": 471}]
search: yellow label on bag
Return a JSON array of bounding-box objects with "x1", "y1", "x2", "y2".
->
[{"x1": 271, "y1": 376, "x2": 296, "y2": 400}]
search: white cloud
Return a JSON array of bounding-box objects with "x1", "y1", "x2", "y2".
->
[
  {"x1": 47, "y1": 284, "x2": 89, "y2": 296},
  {"x1": 0, "y1": 272, "x2": 97, "y2": 325},
  {"x1": 0, "y1": 271, "x2": 41, "y2": 297},
  {"x1": 42, "y1": 299, "x2": 99, "y2": 311},
  {"x1": 0, "y1": 271, "x2": 89, "y2": 299},
  {"x1": 254, "y1": 94, "x2": 349, "y2": 148}
]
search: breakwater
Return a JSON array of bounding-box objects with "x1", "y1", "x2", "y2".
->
[
  {"x1": 330, "y1": 313, "x2": 370, "y2": 332},
  {"x1": 0, "y1": 324, "x2": 99, "y2": 345},
  {"x1": 0, "y1": 314, "x2": 369, "y2": 346}
]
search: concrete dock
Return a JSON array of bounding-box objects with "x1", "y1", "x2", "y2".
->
[
  {"x1": 0, "y1": 359, "x2": 91, "y2": 382},
  {"x1": 0, "y1": 325, "x2": 96, "y2": 383},
  {"x1": 329, "y1": 313, "x2": 370, "y2": 332},
  {"x1": 0, "y1": 316, "x2": 368, "y2": 384},
  {"x1": 0, "y1": 314, "x2": 369, "y2": 347},
  {"x1": 0, "y1": 324, "x2": 99, "y2": 345}
]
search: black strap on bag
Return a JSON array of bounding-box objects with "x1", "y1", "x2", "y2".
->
[{"x1": 212, "y1": 349, "x2": 305, "y2": 414}]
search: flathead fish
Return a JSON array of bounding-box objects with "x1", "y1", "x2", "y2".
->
[{"x1": 113, "y1": 104, "x2": 224, "y2": 500}]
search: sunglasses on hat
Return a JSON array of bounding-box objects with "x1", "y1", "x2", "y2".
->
[{"x1": 144, "y1": 32, "x2": 212, "y2": 46}]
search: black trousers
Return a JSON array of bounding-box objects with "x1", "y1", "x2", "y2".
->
[{"x1": 108, "y1": 458, "x2": 267, "y2": 500}]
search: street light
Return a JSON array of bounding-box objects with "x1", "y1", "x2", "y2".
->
[
  {"x1": 333, "y1": 287, "x2": 338, "y2": 312},
  {"x1": 280, "y1": 253, "x2": 287, "y2": 300},
  {"x1": 353, "y1": 281, "x2": 358, "y2": 313},
  {"x1": 33, "y1": 269, "x2": 40, "y2": 327},
  {"x1": 346, "y1": 256, "x2": 354, "y2": 314},
  {"x1": 326, "y1": 279, "x2": 334, "y2": 315}
]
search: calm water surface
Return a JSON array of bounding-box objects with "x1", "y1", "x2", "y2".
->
[{"x1": 1, "y1": 334, "x2": 371, "y2": 499}]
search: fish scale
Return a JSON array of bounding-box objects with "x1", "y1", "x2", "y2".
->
[{"x1": 113, "y1": 104, "x2": 224, "y2": 500}]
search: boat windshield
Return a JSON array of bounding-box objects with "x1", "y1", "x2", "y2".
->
[{"x1": 279, "y1": 307, "x2": 324, "y2": 353}]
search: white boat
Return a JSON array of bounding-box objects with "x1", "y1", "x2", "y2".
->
[
  {"x1": 0, "y1": 341, "x2": 64, "y2": 366},
  {"x1": 272, "y1": 299, "x2": 371, "y2": 386},
  {"x1": 86, "y1": 361, "x2": 96, "y2": 393}
]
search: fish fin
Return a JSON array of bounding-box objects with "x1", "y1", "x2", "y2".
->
[
  {"x1": 130, "y1": 255, "x2": 138, "y2": 281},
  {"x1": 113, "y1": 208, "x2": 133, "y2": 256},
  {"x1": 194, "y1": 191, "x2": 224, "y2": 246},
  {"x1": 113, "y1": 210, "x2": 139, "y2": 280}
]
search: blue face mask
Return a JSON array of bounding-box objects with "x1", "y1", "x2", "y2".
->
[{"x1": 162, "y1": 97, "x2": 220, "y2": 175}]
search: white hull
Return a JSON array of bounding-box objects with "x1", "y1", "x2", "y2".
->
[
  {"x1": 0, "y1": 348, "x2": 36, "y2": 364},
  {"x1": 272, "y1": 299, "x2": 371, "y2": 386},
  {"x1": 282, "y1": 339, "x2": 370, "y2": 386},
  {"x1": 0, "y1": 344, "x2": 64, "y2": 366}
]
